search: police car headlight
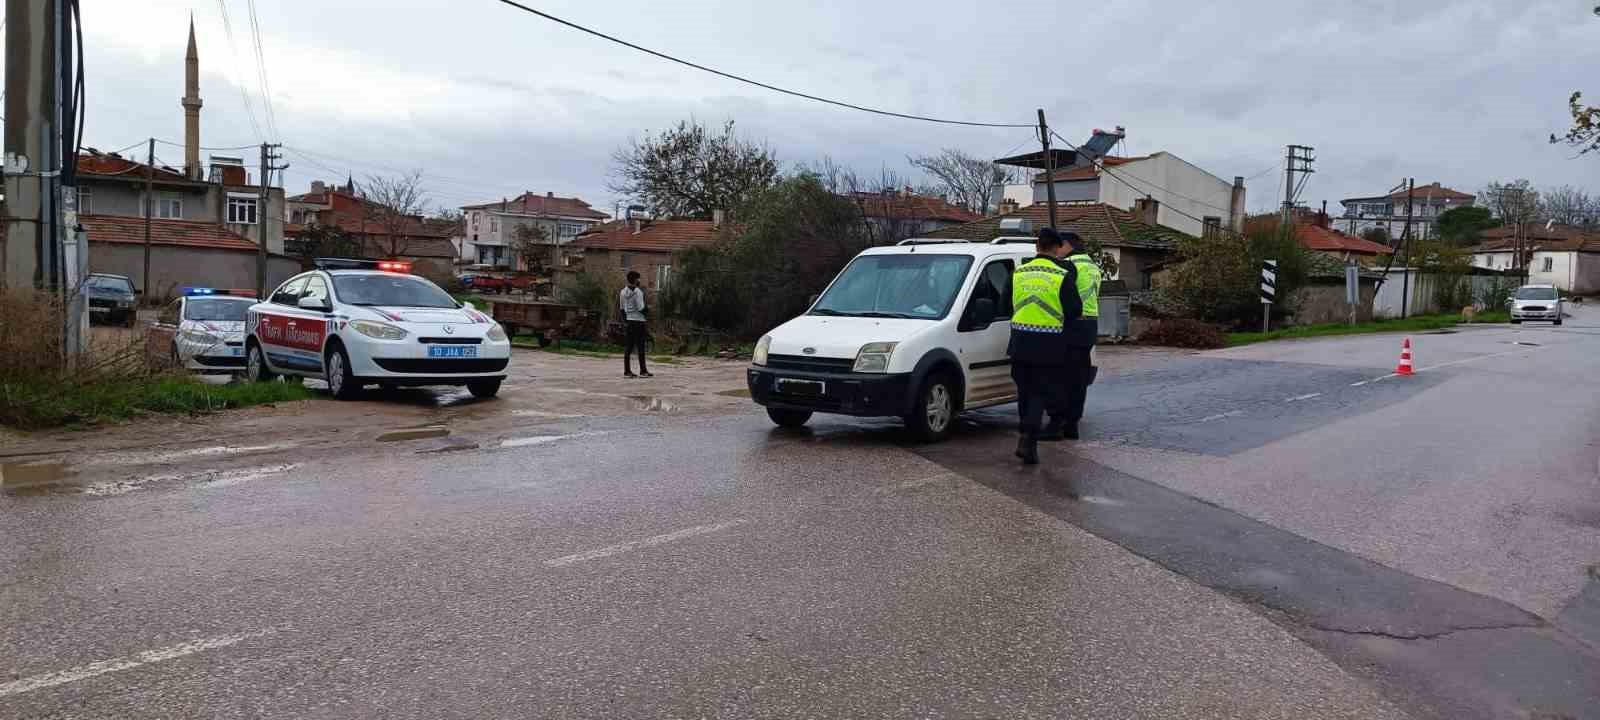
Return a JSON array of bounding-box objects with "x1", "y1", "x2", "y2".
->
[
  {"x1": 350, "y1": 319, "x2": 407, "y2": 340},
  {"x1": 752, "y1": 335, "x2": 772, "y2": 367},
  {"x1": 486, "y1": 324, "x2": 508, "y2": 342},
  {"x1": 853, "y1": 342, "x2": 898, "y2": 373}
]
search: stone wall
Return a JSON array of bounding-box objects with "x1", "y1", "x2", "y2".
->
[{"x1": 1290, "y1": 280, "x2": 1376, "y2": 325}]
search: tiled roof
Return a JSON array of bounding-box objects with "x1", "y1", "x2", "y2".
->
[
  {"x1": 1296, "y1": 223, "x2": 1394, "y2": 255},
  {"x1": 81, "y1": 215, "x2": 258, "y2": 251},
  {"x1": 574, "y1": 220, "x2": 720, "y2": 253},
  {"x1": 1035, "y1": 156, "x2": 1144, "y2": 183},
  {"x1": 919, "y1": 203, "x2": 1189, "y2": 251},
  {"x1": 1472, "y1": 224, "x2": 1600, "y2": 253},
  {"x1": 1388, "y1": 182, "x2": 1474, "y2": 201},
  {"x1": 461, "y1": 192, "x2": 609, "y2": 220},
  {"x1": 77, "y1": 153, "x2": 191, "y2": 183},
  {"x1": 845, "y1": 192, "x2": 982, "y2": 224}
]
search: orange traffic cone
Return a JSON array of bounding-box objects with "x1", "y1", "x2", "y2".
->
[{"x1": 1395, "y1": 337, "x2": 1414, "y2": 376}]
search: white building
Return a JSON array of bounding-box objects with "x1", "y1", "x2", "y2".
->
[
  {"x1": 1470, "y1": 224, "x2": 1600, "y2": 294},
  {"x1": 1339, "y1": 182, "x2": 1474, "y2": 242},
  {"x1": 1030, "y1": 152, "x2": 1246, "y2": 237},
  {"x1": 461, "y1": 192, "x2": 610, "y2": 269}
]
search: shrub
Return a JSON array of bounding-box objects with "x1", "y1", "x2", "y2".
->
[
  {"x1": 1164, "y1": 218, "x2": 1311, "y2": 329},
  {"x1": 1137, "y1": 318, "x2": 1227, "y2": 349}
]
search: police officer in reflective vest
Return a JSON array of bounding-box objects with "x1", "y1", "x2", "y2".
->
[
  {"x1": 1008, "y1": 227, "x2": 1083, "y2": 465},
  {"x1": 1054, "y1": 231, "x2": 1102, "y2": 441}
]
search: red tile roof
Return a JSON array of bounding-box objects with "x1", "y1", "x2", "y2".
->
[
  {"x1": 920, "y1": 202, "x2": 1189, "y2": 250},
  {"x1": 287, "y1": 188, "x2": 455, "y2": 256},
  {"x1": 1473, "y1": 224, "x2": 1600, "y2": 253},
  {"x1": 1295, "y1": 223, "x2": 1395, "y2": 256},
  {"x1": 1035, "y1": 156, "x2": 1143, "y2": 183},
  {"x1": 845, "y1": 192, "x2": 982, "y2": 223},
  {"x1": 81, "y1": 215, "x2": 258, "y2": 251},
  {"x1": 574, "y1": 220, "x2": 720, "y2": 253},
  {"x1": 461, "y1": 192, "x2": 609, "y2": 220},
  {"x1": 1388, "y1": 182, "x2": 1473, "y2": 201},
  {"x1": 77, "y1": 153, "x2": 191, "y2": 183}
]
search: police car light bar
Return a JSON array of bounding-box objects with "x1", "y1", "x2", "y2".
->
[
  {"x1": 377, "y1": 260, "x2": 412, "y2": 273},
  {"x1": 312, "y1": 258, "x2": 413, "y2": 273},
  {"x1": 182, "y1": 287, "x2": 215, "y2": 296}
]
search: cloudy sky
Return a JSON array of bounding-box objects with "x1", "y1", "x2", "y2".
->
[{"x1": 71, "y1": 0, "x2": 1599, "y2": 218}]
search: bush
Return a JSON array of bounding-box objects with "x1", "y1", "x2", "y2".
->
[
  {"x1": 1164, "y1": 218, "x2": 1311, "y2": 329},
  {"x1": 559, "y1": 269, "x2": 621, "y2": 340},
  {"x1": 1137, "y1": 318, "x2": 1227, "y2": 349}
]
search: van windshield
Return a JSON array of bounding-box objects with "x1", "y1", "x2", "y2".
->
[{"x1": 811, "y1": 254, "x2": 974, "y2": 320}]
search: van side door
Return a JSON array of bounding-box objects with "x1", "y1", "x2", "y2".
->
[{"x1": 956, "y1": 257, "x2": 1017, "y2": 407}]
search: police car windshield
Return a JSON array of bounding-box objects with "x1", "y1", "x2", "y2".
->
[
  {"x1": 1515, "y1": 287, "x2": 1557, "y2": 301},
  {"x1": 333, "y1": 274, "x2": 457, "y2": 308},
  {"x1": 811, "y1": 254, "x2": 974, "y2": 320},
  {"x1": 184, "y1": 298, "x2": 251, "y2": 321}
]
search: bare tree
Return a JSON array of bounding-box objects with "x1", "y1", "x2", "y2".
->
[
  {"x1": 509, "y1": 223, "x2": 552, "y2": 273},
  {"x1": 1541, "y1": 184, "x2": 1596, "y2": 225},
  {"x1": 1481, "y1": 180, "x2": 1542, "y2": 225},
  {"x1": 360, "y1": 170, "x2": 431, "y2": 257},
  {"x1": 609, "y1": 119, "x2": 779, "y2": 220},
  {"x1": 907, "y1": 148, "x2": 1021, "y2": 216}
]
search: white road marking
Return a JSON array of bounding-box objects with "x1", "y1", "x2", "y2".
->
[
  {"x1": 0, "y1": 629, "x2": 279, "y2": 698},
  {"x1": 545, "y1": 520, "x2": 747, "y2": 567},
  {"x1": 1361, "y1": 346, "x2": 1542, "y2": 385},
  {"x1": 1199, "y1": 410, "x2": 1245, "y2": 422},
  {"x1": 499, "y1": 431, "x2": 606, "y2": 449},
  {"x1": 1285, "y1": 392, "x2": 1322, "y2": 402}
]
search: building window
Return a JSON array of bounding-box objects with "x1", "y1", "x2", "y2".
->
[
  {"x1": 490, "y1": 216, "x2": 499, "y2": 233},
  {"x1": 76, "y1": 186, "x2": 92, "y2": 215},
  {"x1": 1203, "y1": 216, "x2": 1222, "y2": 237},
  {"x1": 656, "y1": 264, "x2": 672, "y2": 291},
  {"x1": 620, "y1": 252, "x2": 632, "y2": 268},
  {"x1": 227, "y1": 194, "x2": 259, "y2": 225},
  {"x1": 559, "y1": 222, "x2": 582, "y2": 240},
  {"x1": 1541, "y1": 257, "x2": 1554, "y2": 273},
  {"x1": 470, "y1": 212, "x2": 480, "y2": 230},
  {"x1": 145, "y1": 192, "x2": 182, "y2": 219}
]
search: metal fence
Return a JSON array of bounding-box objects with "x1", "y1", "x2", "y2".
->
[{"x1": 1098, "y1": 296, "x2": 1131, "y2": 337}]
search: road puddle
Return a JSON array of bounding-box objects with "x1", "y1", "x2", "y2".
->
[
  {"x1": 0, "y1": 461, "x2": 77, "y2": 496},
  {"x1": 376, "y1": 426, "x2": 450, "y2": 442},
  {"x1": 511, "y1": 409, "x2": 585, "y2": 419},
  {"x1": 498, "y1": 432, "x2": 605, "y2": 449},
  {"x1": 630, "y1": 396, "x2": 680, "y2": 414}
]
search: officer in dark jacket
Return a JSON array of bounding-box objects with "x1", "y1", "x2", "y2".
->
[
  {"x1": 1043, "y1": 231, "x2": 1102, "y2": 441},
  {"x1": 1008, "y1": 227, "x2": 1083, "y2": 464}
]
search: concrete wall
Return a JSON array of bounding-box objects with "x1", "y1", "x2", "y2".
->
[
  {"x1": 1031, "y1": 177, "x2": 1100, "y2": 205},
  {"x1": 581, "y1": 247, "x2": 674, "y2": 299},
  {"x1": 89, "y1": 242, "x2": 299, "y2": 300},
  {"x1": 1098, "y1": 154, "x2": 1236, "y2": 237},
  {"x1": 1291, "y1": 281, "x2": 1376, "y2": 325}
]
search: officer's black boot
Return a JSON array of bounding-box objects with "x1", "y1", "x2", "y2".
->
[
  {"x1": 1016, "y1": 433, "x2": 1039, "y2": 465},
  {"x1": 1038, "y1": 417, "x2": 1067, "y2": 442}
]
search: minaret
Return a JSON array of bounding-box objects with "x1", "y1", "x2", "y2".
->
[{"x1": 182, "y1": 17, "x2": 204, "y2": 180}]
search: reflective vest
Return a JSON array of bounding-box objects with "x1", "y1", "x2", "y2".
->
[
  {"x1": 1011, "y1": 258, "x2": 1067, "y2": 333},
  {"x1": 1069, "y1": 253, "x2": 1102, "y2": 318}
]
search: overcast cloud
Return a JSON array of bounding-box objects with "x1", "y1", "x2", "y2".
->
[{"x1": 65, "y1": 0, "x2": 1600, "y2": 217}]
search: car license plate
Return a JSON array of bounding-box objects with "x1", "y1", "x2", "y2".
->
[
  {"x1": 230, "y1": 347, "x2": 243, "y2": 357},
  {"x1": 89, "y1": 307, "x2": 108, "y2": 314},
  {"x1": 428, "y1": 345, "x2": 478, "y2": 359},
  {"x1": 776, "y1": 378, "x2": 825, "y2": 396}
]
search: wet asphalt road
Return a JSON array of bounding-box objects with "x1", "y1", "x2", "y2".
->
[{"x1": 4, "y1": 310, "x2": 1600, "y2": 718}]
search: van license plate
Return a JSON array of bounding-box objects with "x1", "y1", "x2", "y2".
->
[{"x1": 776, "y1": 378, "x2": 825, "y2": 396}]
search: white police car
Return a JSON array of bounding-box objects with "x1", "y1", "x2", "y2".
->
[
  {"x1": 147, "y1": 288, "x2": 257, "y2": 373},
  {"x1": 244, "y1": 259, "x2": 512, "y2": 399}
]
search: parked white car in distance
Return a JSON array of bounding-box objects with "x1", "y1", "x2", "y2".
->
[{"x1": 1510, "y1": 284, "x2": 1563, "y2": 325}]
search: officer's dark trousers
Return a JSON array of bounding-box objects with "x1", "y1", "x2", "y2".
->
[
  {"x1": 1012, "y1": 362, "x2": 1065, "y2": 437},
  {"x1": 1057, "y1": 346, "x2": 1094, "y2": 426}
]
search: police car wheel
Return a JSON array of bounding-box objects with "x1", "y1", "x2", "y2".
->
[
  {"x1": 906, "y1": 373, "x2": 956, "y2": 442},
  {"x1": 766, "y1": 408, "x2": 812, "y2": 429},
  {"x1": 246, "y1": 343, "x2": 275, "y2": 382},
  {"x1": 326, "y1": 346, "x2": 363, "y2": 400}
]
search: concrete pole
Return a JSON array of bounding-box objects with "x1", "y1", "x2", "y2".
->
[
  {"x1": 143, "y1": 138, "x2": 154, "y2": 294},
  {"x1": 3, "y1": 0, "x2": 54, "y2": 291}
]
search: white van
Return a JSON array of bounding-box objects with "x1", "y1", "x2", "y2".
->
[{"x1": 747, "y1": 236, "x2": 1039, "y2": 441}]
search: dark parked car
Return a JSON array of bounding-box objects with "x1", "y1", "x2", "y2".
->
[{"x1": 84, "y1": 273, "x2": 139, "y2": 326}]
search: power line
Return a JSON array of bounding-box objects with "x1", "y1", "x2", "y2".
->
[
  {"x1": 154, "y1": 137, "x2": 260, "y2": 152},
  {"x1": 216, "y1": 0, "x2": 265, "y2": 144},
  {"x1": 243, "y1": 0, "x2": 280, "y2": 141},
  {"x1": 488, "y1": 0, "x2": 1033, "y2": 129}
]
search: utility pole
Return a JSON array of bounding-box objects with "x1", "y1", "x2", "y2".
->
[
  {"x1": 1281, "y1": 144, "x2": 1315, "y2": 228},
  {"x1": 143, "y1": 138, "x2": 155, "y2": 293},
  {"x1": 255, "y1": 142, "x2": 285, "y2": 298},
  {"x1": 1037, "y1": 109, "x2": 1057, "y2": 231},
  {"x1": 1398, "y1": 178, "x2": 1415, "y2": 319}
]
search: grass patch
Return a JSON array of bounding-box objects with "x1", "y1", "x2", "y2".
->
[
  {"x1": 1225, "y1": 313, "x2": 1502, "y2": 347},
  {"x1": 2, "y1": 375, "x2": 314, "y2": 430}
]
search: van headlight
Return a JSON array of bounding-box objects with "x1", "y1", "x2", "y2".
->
[
  {"x1": 853, "y1": 342, "x2": 898, "y2": 373},
  {"x1": 350, "y1": 320, "x2": 407, "y2": 340},
  {"x1": 486, "y1": 324, "x2": 508, "y2": 342},
  {"x1": 752, "y1": 335, "x2": 772, "y2": 367}
]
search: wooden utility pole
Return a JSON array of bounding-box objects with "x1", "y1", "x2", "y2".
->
[
  {"x1": 143, "y1": 138, "x2": 155, "y2": 294},
  {"x1": 1399, "y1": 178, "x2": 1415, "y2": 319},
  {"x1": 1037, "y1": 109, "x2": 1057, "y2": 231}
]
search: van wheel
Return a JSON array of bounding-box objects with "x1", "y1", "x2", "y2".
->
[
  {"x1": 326, "y1": 345, "x2": 363, "y2": 400},
  {"x1": 246, "y1": 343, "x2": 275, "y2": 382},
  {"x1": 767, "y1": 408, "x2": 812, "y2": 428},
  {"x1": 906, "y1": 372, "x2": 957, "y2": 442},
  {"x1": 467, "y1": 379, "x2": 501, "y2": 398}
]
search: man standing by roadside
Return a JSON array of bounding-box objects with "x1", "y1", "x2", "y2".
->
[
  {"x1": 1043, "y1": 232, "x2": 1101, "y2": 441},
  {"x1": 1008, "y1": 228, "x2": 1081, "y2": 464},
  {"x1": 620, "y1": 271, "x2": 652, "y2": 379}
]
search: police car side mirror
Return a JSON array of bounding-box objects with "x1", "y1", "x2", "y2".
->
[{"x1": 297, "y1": 296, "x2": 331, "y2": 312}]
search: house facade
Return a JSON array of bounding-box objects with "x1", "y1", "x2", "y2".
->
[
  {"x1": 1339, "y1": 182, "x2": 1475, "y2": 242},
  {"x1": 846, "y1": 190, "x2": 982, "y2": 244},
  {"x1": 1031, "y1": 152, "x2": 1246, "y2": 237},
  {"x1": 1244, "y1": 212, "x2": 1394, "y2": 265},
  {"x1": 460, "y1": 192, "x2": 610, "y2": 269},
  {"x1": 286, "y1": 181, "x2": 458, "y2": 278},
  {"x1": 1470, "y1": 224, "x2": 1600, "y2": 294},
  {"x1": 571, "y1": 219, "x2": 720, "y2": 296}
]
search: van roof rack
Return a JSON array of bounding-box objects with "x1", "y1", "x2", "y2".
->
[
  {"x1": 896, "y1": 238, "x2": 977, "y2": 246},
  {"x1": 989, "y1": 236, "x2": 1037, "y2": 245}
]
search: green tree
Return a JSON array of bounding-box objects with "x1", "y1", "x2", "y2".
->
[
  {"x1": 1165, "y1": 221, "x2": 1309, "y2": 327},
  {"x1": 1550, "y1": 91, "x2": 1600, "y2": 156},
  {"x1": 1435, "y1": 206, "x2": 1500, "y2": 246},
  {"x1": 287, "y1": 225, "x2": 360, "y2": 270},
  {"x1": 609, "y1": 119, "x2": 779, "y2": 220}
]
